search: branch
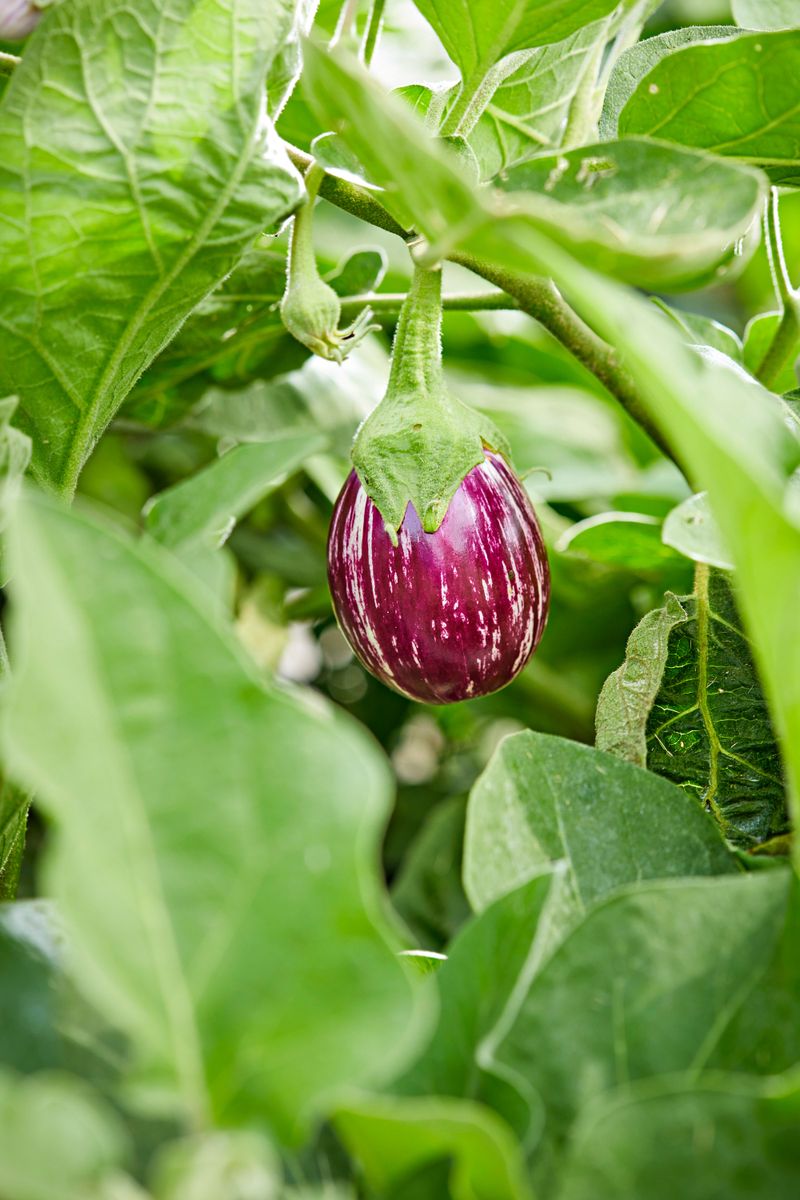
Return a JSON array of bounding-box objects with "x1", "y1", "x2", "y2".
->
[
  {"x1": 757, "y1": 188, "x2": 800, "y2": 390},
  {"x1": 339, "y1": 289, "x2": 517, "y2": 320},
  {"x1": 282, "y1": 141, "x2": 677, "y2": 463}
]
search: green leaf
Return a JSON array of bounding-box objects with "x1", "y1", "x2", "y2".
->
[
  {"x1": 0, "y1": 1068, "x2": 127, "y2": 1200},
  {"x1": 411, "y1": 0, "x2": 622, "y2": 102},
  {"x1": 122, "y1": 238, "x2": 305, "y2": 430},
  {"x1": 464, "y1": 731, "x2": 737, "y2": 916},
  {"x1": 0, "y1": 0, "x2": 303, "y2": 494},
  {"x1": 335, "y1": 1093, "x2": 534, "y2": 1200},
  {"x1": 325, "y1": 247, "x2": 388, "y2": 298},
  {"x1": 0, "y1": 395, "x2": 32, "y2": 587},
  {"x1": 557, "y1": 511, "x2": 687, "y2": 575},
  {"x1": 390, "y1": 797, "x2": 472, "y2": 952},
  {"x1": 3, "y1": 492, "x2": 420, "y2": 1137},
  {"x1": 143, "y1": 431, "x2": 325, "y2": 552},
  {"x1": 465, "y1": 19, "x2": 615, "y2": 178},
  {"x1": 600, "y1": 26, "x2": 744, "y2": 140},
  {"x1": 495, "y1": 138, "x2": 765, "y2": 290},
  {"x1": 733, "y1": 0, "x2": 800, "y2": 30},
  {"x1": 0, "y1": 775, "x2": 30, "y2": 899},
  {"x1": 596, "y1": 566, "x2": 787, "y2": 846},
  {"x1": 615, "y1": 31, "x2": 800, "y2": 186},
  {"x1": 488, "y1": 871, "x2": 792, "y2": 1154},
  {"x1": 744, "y1": 310, "x2": 800, "y2": 392},
  {"x1": 557, "y1": 1072, "x2": 800, "y2": 1200},
  {"x1": 652, "y1": 301, "x2": 744, "y2": 363},
  {"x1": 662, "y1": 491, "x2": 734, "y2": 570}
]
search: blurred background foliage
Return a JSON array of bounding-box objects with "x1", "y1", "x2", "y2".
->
[{"x1": 16, "y1": 0, "x2": 792, "y2": 946}]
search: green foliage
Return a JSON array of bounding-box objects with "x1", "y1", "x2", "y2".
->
[
  {"x1": 2, "y1": 2, "x2": 800, "y2": 1196},
  {"x1": 464, "y1": 731, "x2": 736, "y2": 914},
  {"x1": 3, "y1": 492, "x2": 420, "y2": 1137},
  {"x1": 0, "y1": 0, "x2": 302, "y2": 494},
  {"x1": 614, "y1": 31, "x2": 800, "y2": 186},
  {"x1": 597, "y1": 567, "x2": 787, "y2": 845}
]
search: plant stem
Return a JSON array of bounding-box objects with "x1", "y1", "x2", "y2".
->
[
  {"x1": 361, "y1": 0, "x2": 385, "y2": 67},
  {"x1": 387, "y1": 263, "x2": 443, "y2": 395},
  {"x1": 330, "y1": 0, "x2": 361, "y2": 48},
  {"x1": 561, "y1": 37, "x2": 605, "y2": 148},
  {"x1": 339, "y1": 289, "x2": 517, "y2": 320},
  {"x1": 0, "y1": 51, "x2": 21, "y2": 77},
  {"x1": 281, "y1": 141, "x2": 677, "y2": 462},
  {"x1": 756, "y1": 188, "x2": 800, "y2": 390}
]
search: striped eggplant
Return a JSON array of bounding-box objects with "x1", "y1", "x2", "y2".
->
[{"x1": 328, "y1": 450, "x2": 550, "y2": 704}]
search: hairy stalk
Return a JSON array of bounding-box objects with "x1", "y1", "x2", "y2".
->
[
  {"x1": 757, "y1": 188, "x2": 800, "y2": 390},
  {"x1": 282, "y1": 141, "x2": 677, "y2": 462},
  {"x1": 340, "y1": 289, "x2": 517, "y2": 320}
]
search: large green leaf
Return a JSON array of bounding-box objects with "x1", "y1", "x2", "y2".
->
[
  {"x1": 614, "y1": 31, "x2": 800, "y2": 186},
  {"x1": 0, "y1": 1069, "x2": 127, "y2": 1200},
  {"x1": 0, "y1": 904, "x2": 61, "y2": 1073},
  {"x1": 335, "y1": 1093, "x2": 533, "y2": 1200},
  {"x1": 2, "y1": 492, "x2": 420, "y2": 1137},
  {"x1": 0, "y1": 0, "x2": 302, "y2": 494},
  {"x1": 143, "y1": 431, "x2": 325, "y2": 552},
  {"x1": 600, "y1": 26, "x2": 744, "y2": 139},
  {"x1": 596, "y1": 567, "x2": 787, "y2": 846},
  {"x1": 464, "y1": 731, "x2": 736, "y2": 916},
  {"x1": 488, "y1": 871, "x2": 792, "y2": 1156},
  {"x1": 557, "y1": 1072, "x2": 800, "y2": 1200},
  {"x1": 495, "y1": 138, "x2": 765, "y2": 290}
]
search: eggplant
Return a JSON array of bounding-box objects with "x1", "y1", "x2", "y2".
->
[{"x1": 328, "y1": 450, "x2": 549, "y2": 704}]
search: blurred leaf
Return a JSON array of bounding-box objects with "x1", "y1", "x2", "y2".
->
[
  {"x1": 0, "y1": 396, "x2": 31, "y2": 585},
  {"x1": 557, "y1": 511, "x2": 685, "y2": 573},
  {"x1": 0, "y1": 1068, "x2": 127, "y2": 1200},
  {"x1": 733, "y1": 1, "x2": 800, "y2": 30},
  {"x1": 391, "y1": 797, "x2": 471, "y2": 952},
  {"x1": 464, "y1": 731, "x2": 736, "y2": 915},
  {"x1": 495, "y1": 139, "x2": 765, "y2": 290},
  {"x1": 3, "y1": 493, "x2": 420, "y2": 1137},
  {"x1": 600, "y1": 26, "x2": 745, "y2": 139},
  {"x1": 489, "y1": 871, "x2": 792, "y2": 1159},
  {"x1": 662, "y1": 491, "x2": 734, "y2": 569},
  {"x1": 336, "y1": 1093, "x2": 533, "y2": 1200},
  {"x1": 653, "y1": 301, "x2": 744, "y2": 362},
  {"x1": 0, "y1": 0, "x2": 303, "y2": 493},
  {"x1": 144, "y1": 431, "x2": 325, "y2": 551},
  {"x1": 557, "y1": 1072, "x2": 800, "y2": 1199},
  {"x1": 744, "y1": 310, "x2": 800, "y2": 392},
  {"x1": 615, "y1": 32, "x2": 800, "y2": 186},
  {"x1": 151, "y1": 1131, "x2": 279, "y2": 1200},
  {"x1": 596, "y1": 567, "x2": 787, "y2": 845}
]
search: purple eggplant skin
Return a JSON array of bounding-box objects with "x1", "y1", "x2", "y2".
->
[{"x1": 327, "y1": 450, "x2": 550, "y2": 704}]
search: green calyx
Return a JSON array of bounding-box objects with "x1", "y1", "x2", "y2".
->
[
  {"x1": 281, "y1": 163, "x2": 378, "y2": 363},
  {"x1": 352, "y1": 261, "x2": 509, "y2": 537}
]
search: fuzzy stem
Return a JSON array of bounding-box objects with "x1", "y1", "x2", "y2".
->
[
  {"x1": 288, "y1": 162, "x2": 324, "y2": 282},
  {"x1": 387, "y1": 263, "x2": 443, "y2": 397},
  {"x1": 340, "y1": 289, "x2": 516, "y2": 319}
]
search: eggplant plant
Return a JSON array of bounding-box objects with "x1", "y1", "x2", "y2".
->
[{"x1": 0, "y1": 1, "x2": 800, "y2": 1198}]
